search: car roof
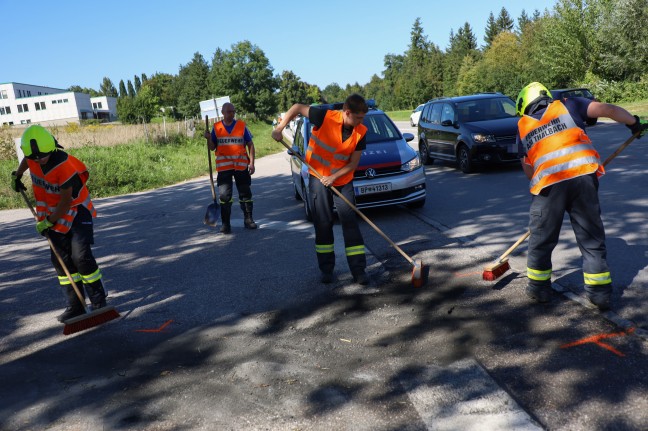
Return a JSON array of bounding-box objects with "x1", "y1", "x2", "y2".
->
[
  {"x1": 426, "y1": 93, "x2": 510, "y2": 104},
  {"x1": 552, "y1": 88, "x2": 589, "y2": 92}
]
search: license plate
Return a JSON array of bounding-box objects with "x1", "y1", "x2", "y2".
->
[{"x1": 356, "y1": 183, "x2": 392, "y2": 195}]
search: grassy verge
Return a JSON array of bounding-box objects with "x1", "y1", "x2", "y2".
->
[
  {"x1": 385, "y1": 110, "x2": 412, "y2": 121},
  {"x1": 0, "y1": 120, "x2": 282, "y2": 210}
]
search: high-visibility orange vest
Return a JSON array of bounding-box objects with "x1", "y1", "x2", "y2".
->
[
  {"x1": 27, "y1": 152, "x2": 96, "y2": 234},
  {"x1": 518, "y1": 100, "x2": 604, "y2": 195},
  {"x1": 214, "y1": 120, "x2": 249, "y2": 172},
  {"x1": 306, "y1": 110, "x2": 367, "y2": 187}
]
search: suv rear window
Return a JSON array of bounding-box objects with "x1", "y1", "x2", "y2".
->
[{"x1": 457, "y1": 98, "x2": 517, "y2": 122}]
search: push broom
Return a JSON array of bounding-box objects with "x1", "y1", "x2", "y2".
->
[
  {"x1": 482, "y1": 130, "x2": 642, "y2": 281},
  {"x1": 279, "y1": 139, "x2": 427, "y2": 287},
  {"x1": 19, "y1": 189, "x2": 120, "y2": 335}
]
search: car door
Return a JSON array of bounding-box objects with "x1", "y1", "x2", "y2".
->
[
  {"x1": 424, "y1": 103, "x2": 445, "y2": 157},
  {"x1": 438, "y1": 103, "x2": 459, "y2": 158}
]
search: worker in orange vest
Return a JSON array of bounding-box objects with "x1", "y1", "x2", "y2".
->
[
  {"x1": 11, "y1": 125, "x2": 109, "y2": 322},
  {"x1": 205, "y1": 102, "x2": 257, "y2": 233},
  {"x1": 271, "y1": 94, "x2": 369, "y2": 285},
  {"x1": 516, "y1": 82, "x2": 648, "y2": 310}
]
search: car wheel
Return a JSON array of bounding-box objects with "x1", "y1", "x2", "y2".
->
[
  {"x1": 302, "y1": 181, "x2": 313, "y2": 222},
  {"x1": 407, "y1": 198, "x2": 425, "y2": 209},
  {"x1": 419, "y1": 140, "x2": 434, "y2": 165},
  {"x1": 457, "y1": 144, "x2": 473, "y2": 173}
]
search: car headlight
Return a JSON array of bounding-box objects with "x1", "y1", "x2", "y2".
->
[
  {"x1": 472, "y1": 133, "x2": 496, "y2": 143},
  {"x1": 402, "y1": 154, "x2": 421, "y2": 172}
]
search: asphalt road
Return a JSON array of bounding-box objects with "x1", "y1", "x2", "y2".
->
[{"x1": 1, "y1": 121, "x2": 647, "y2": 430}]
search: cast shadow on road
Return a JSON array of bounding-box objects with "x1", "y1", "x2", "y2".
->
[{"x1": 1, "y1": 148, "x2": 646, "y2": 429}]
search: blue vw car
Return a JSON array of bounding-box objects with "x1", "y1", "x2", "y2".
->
[{"x1": 287, "y1": 101, "x2": 427, "y2": 220}]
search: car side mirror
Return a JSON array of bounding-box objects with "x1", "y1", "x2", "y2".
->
[
  {"x1": 441, "y1": 119, "x2": 454, "y2": 127},
  {"x1": 287, "y1": 149, "x2": 295, "y2": 156},
  {"x1": 402, "y1": 132, "x2": 414, "y2": 142}
]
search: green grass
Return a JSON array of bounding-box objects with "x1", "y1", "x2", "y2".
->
[
  {"x1": 0, "y1": 120, "x2": 283, "y2": 210},
  {"x1": 385, "y1": 110, "x2": 413, "y2": 121}
]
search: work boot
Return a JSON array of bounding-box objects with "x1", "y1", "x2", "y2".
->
[
  {"x1": 241, "y1": 202, "x2": 257, "y2": 229},
  {"x1": 57, "y1": 284, "x2": 86, "y2": 322},
  {"x1": 353, "y1": 271, "x2": 369, "y2": 285},
  {"x1": 320, "y1": 272, "x2": 334, "y2": 284},
  {"x1": 220, "y1": 203, "x2": 232, "y2": 234},
  {"x1": 84, "y1": 280, "x2": 107, "y2": 311},
  {"x1": 585, "y1": 285, "x2": 612, "y2": 311},
  {"x1": 525, "y1": 280, "x2": 552, "y2": 303}
]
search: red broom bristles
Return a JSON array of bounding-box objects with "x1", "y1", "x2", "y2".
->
[
  {"x1": 482, "y1": 259, "x2": 511, "y2": 281},
  {"x1": 63, "y1": 306, "x2": 120, "y2": 335}
]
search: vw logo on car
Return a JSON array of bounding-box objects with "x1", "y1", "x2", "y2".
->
[{"x1": 365, "y1": 168, "x2": 377, "y2": 178}]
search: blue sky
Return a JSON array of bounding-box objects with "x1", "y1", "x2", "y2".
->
[{"x1": 3, "y1": 0, "x2": 557, "y2": 92}]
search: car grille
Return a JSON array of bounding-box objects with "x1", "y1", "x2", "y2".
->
[
  {"x1": 354, "y1": 165, "x2": 402, "y2": 179},
  {"x1": 495, "y1": 135, "x2": 516, "y2": 143}
]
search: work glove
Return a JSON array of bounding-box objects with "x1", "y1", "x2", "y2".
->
[
  {"x1": 11, "y1": 171, "x2": 26, "y2": 192},
  {"x1": 36, "y1": 218, "x2": 54, "y2": 236},
  {"x1": 627, "y1": 115, "x2": 648, "y2": 138}
]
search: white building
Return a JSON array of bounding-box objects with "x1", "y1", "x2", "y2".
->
[{"x1": 0, "y1": 82, "x2": 118, "y2": 126}]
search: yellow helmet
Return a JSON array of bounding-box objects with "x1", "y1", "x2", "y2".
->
[
  {"x1": 516, "y1": 82, "x2": 552, "y2": 116},
  {"x1": 21, "y1": 125, "x2": 56, "y2": 159}
]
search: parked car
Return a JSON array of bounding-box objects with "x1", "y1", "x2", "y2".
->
[
  {"x1": 288, "y1": 100, "x2": 426, "y2": 220},
  {"x1": 550, "y1": 87, "x2": 598, "y2": 125},
  {"x1": 410, "y1": 103, "x2": 425, "y2": 127},
  {"x1": 417, "y1": 93, "x2": 519, "y2": 173}
]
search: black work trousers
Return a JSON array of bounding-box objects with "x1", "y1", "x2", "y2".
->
[
  {"x1": 217, "y1": 169, "x2": 252, "y2": 205},
  {"x1": 47, "y1": 210, "x2": 101, "y2": 284},
  {"x1": 527, "y1": 173, "x2": 609, "y2": 281},
  {"x1": 309, "y1": 175, "x2": 366, "y2": 276}
]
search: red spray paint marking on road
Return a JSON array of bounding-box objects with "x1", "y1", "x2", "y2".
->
[
  {"x1": 135, "y1": 320, "x2": 174, "y2": 333},
  {"x1": 560, "y1": 327, "x2": 635, "y2": 357}
]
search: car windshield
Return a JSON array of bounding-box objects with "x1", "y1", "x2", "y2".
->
[
  {"x1": 307, "y1": 112, "x2": 400, "y2": 144},
  {"x1": 457, "y1": 98, "x2": 517, "y2": 122},
  {"x1": 362, "y1": 113, "x2": 401, "y2": 144}
]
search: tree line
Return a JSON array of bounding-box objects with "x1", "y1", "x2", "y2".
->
[{"x1": 70, "y1": 0, "x2": 648, "y2": 124}]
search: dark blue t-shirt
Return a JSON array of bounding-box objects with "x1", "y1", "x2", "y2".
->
[{"x1": 517, "y1": 97, "x2": 593, "y2": 159}]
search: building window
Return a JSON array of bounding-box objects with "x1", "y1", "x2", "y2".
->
[
  {"x1": 17, "y1": 105, "x2": 22, "y2": 113},
  {"x1": 0, "y1": 90, "x2": 7, "y2": 99},
  {"x1": 35, "y1": 103, "x2": 40, "y2": 111},
  {"x1": 27, "y1": 90, "x2": 32, "y2": 96},
  {"x1": 92, "y1": 102, "x2": 97, "y2": 109},
  {"x1": 5, "y1": 106, "x2": 10, "y2": 114},
  {"x1": 17, "y1": 103, "x2": 28, "y2": 113},
  {"x1": 40, "y1": 101, "x2": 46, "y2": 110},
  {"x1": 63, "y1": 99, "x2": 68, "y2": 103},
  {"x1": 52, "y1": 100, "x2": 57, "y2": 104},
  {"x1": 0, "y1": 107, "x2": 4, "y2": 115},
  {"x1": 98, "y1": 102, "x2": 103, "y2": 109}
]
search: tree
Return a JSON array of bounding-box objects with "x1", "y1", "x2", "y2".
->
[
  {"x1": 208, "y1": 41, "x2": 278, "y2": 119},
  {"x1": 68, "y1": 85, "x2": 100, "y2": 97},
  {"x1": 141, "y1": 73, "x2": 148, "y2": 83},
  {"x1": 444, "y1": 22, "x2": 479, "y2": 96},
  {"x1": 134, "y1": 75, "x2": 142, "y2": 93},
  {"x1": 322, "y1": 83, "x2": 346, "y2": 104},
  {"x1": 127, "y1": 80, "x2": 136, "y2": 98},
  {"x1": 99, "y1": 77, "x2": 118, "y2": 97},
  {"x1": 595, "y1": 0, "x2": 648, "y2": 81},
  {"x1": 484, "y1": 12, "x2": 498, "y2": 47},
  {"x1": 175, "y1": 51, "x2": 211, "y2": 118},
  {"x1": 496, "y1": 7, "x2": 515, "y2": 33},
  {"x1": 116, "y1": 85, "x2": 159, "y2": 124},
  {"x1": 144, "y1": 72, "x2": 177, "y2": 114},
  {"x1": 118, "y1": 80, "x2": 127, "y2": 98},
  {"x1": 478, "y1": 31, "x2": 526, "y2": 97},
  {"x1": 277, "y1": 70, "x2": 310, "y2": 111}
]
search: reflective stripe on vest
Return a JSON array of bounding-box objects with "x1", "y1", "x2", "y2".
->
[
  {"x1": 518, "y1": 101, "x2": 604, "y2": 195},
  {"x1": 214, "y1": 120, "x2": 249, "y2": 172},
  {"x1": 27, "y1": 152, "x2": 97, "y2": 234},
  {"x1": 527, "y1": 267, "x2": 552, "y2": 281},
  {"x1": 584, "y1": 271, "x2": 612, "y2": 286},
  {"x1": 306, "y1": 110, "x2": 367, "y2": 187}
]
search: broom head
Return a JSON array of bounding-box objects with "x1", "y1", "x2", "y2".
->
[
  {"x1": 63, "y1": 306, "x2": 120, "y2": 335},
  {"x1": 482, "y1": 258, "x2": 510, "y2": 281},
  {"x1": 411, "y1": 259, "x2": 427, "y2": 288}
]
